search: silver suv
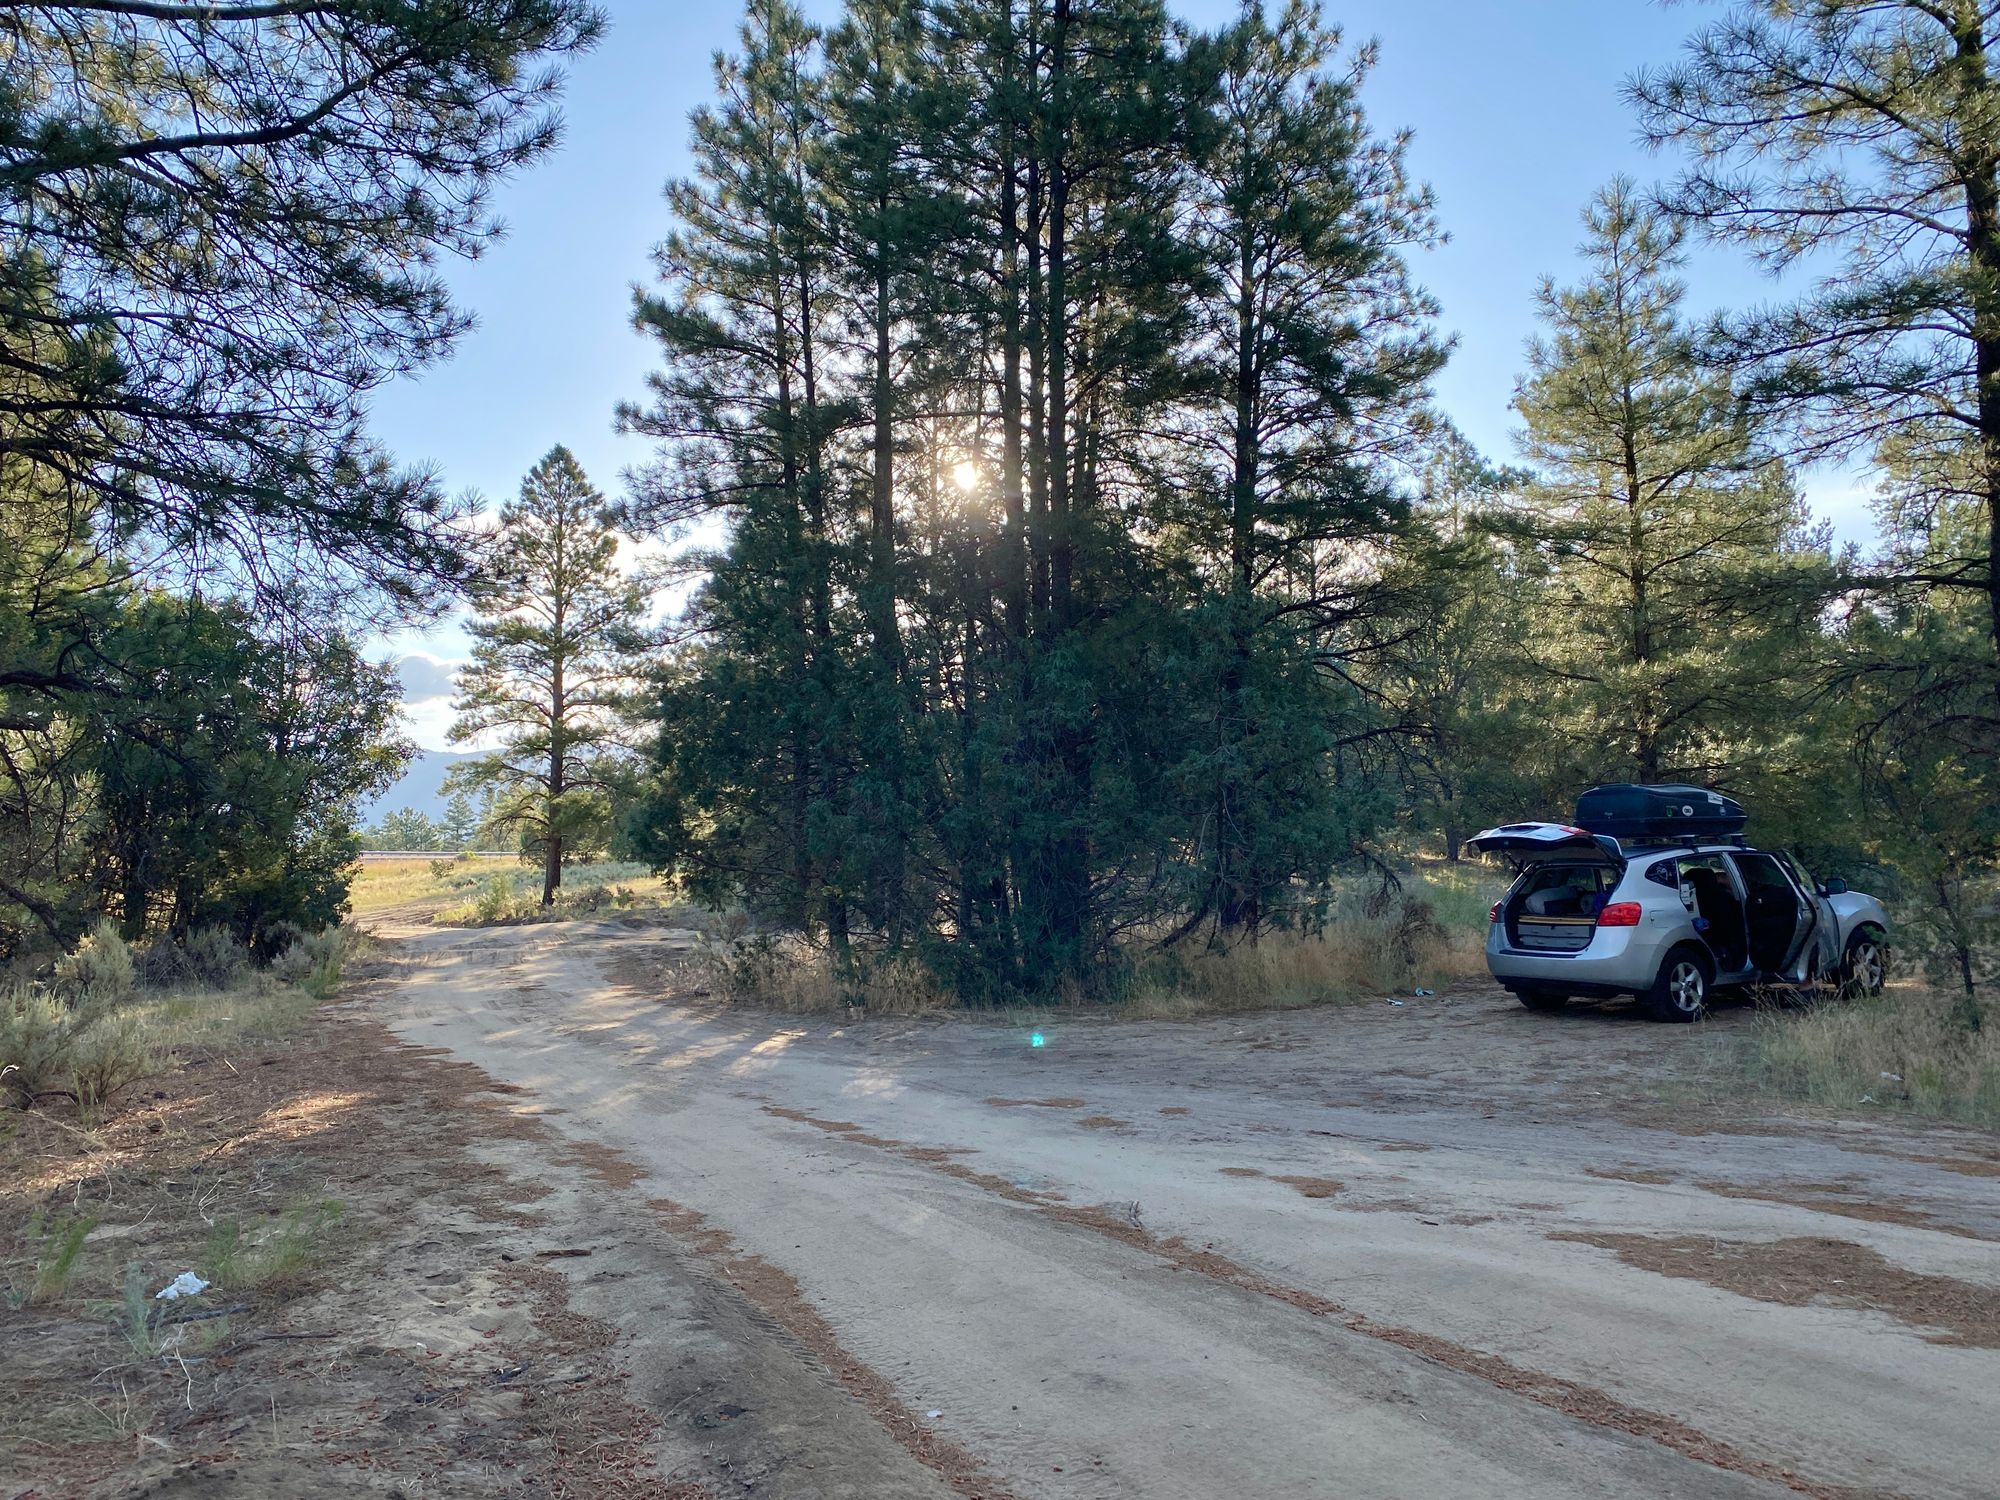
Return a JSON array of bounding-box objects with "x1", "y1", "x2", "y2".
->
[{"x1": 1467, "y1": 823, "x2": 1891, "y2": 1022}]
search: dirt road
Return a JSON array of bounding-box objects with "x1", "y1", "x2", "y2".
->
[{"x1": 371, "y1": 914, "x2": 2000, "y2": 1500}]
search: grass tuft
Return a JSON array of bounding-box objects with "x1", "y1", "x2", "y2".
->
[
  {"x1": 201, "y1": 1198, "x2": 343, "y2": 1292},
  {"x1": 693, "y1": 867, "x2": 1495, "y2": 1018},
  {"x1": 22, "y1": 1212, "x2": 97, "y2": 1305},
  {"x1": 1732, "y1": 987, "x2": 2000, "y2": 1129},
  {"x1": 110, "y1": 1261, "x2": 165, "y2": 1358}
]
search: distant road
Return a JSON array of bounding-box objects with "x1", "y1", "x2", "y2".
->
[{"x1": 356, "y1": 850, "x2": 516, "y2": 862}]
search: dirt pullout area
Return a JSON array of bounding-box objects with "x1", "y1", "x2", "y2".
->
[
  {"x1": 358, "y1": 914, "x2": 2000, "y2": 1500},
  {"x1": 0, "y1": 966, "x2": 952, "y2": 1500},
  {"x1": 1553, "y1": 1233, "x2": 2000, "y2": 1348}
]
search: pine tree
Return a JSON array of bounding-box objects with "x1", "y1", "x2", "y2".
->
[
  {"x1": 0, "y1": 2, "x2": 602, "y2": 613},
  {"x1": 1380, "y1": 435, "x2": 1545, "y2": 860},
  {"x1": 623, "y1": 0, "x2": 1449, "y2": 996},
  {"x1": 437, "y1": 793, "x2": 482, "y2": 852},
  {"x1": 373, "y1": 809, "x2": 439, "y2": 855},
  {"x1": 449, "y1": 448, "x2": 648, "y2": 906},
  {"x1": 1633, "y1": 0, "x2": 2000, "y2": 720},
  {"x1": 1162, "y1": 0, "x2": 1446, "y2": 937},
  {"x1": 620, "y1": 0, "x2": 865, "y2": 947},
  {"x1": 1505, "y1": 181, "x2": 1826, "y2": 786}
]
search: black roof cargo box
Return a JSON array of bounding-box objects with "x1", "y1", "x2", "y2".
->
[{"x1": 1574, "y1": 783, "x2": 1746, "y2": 842}]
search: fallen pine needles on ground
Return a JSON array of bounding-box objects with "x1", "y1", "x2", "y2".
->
[{"x1": 0, "y1": 951, "x2": 676, "y2": 1498}]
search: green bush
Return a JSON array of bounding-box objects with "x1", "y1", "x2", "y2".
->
[
  {"x1": 474, "y1": 874, "x2": 516, "y2": 923},
  {"x1": 0, "y1": 982, "x2": 151, "y2": 1108},
  {"x1": 182, "y1": 926, "x2": 249, "y2": 989},
  {"x1": 53, "y1": 921, "x2": 135, "y2": 1007}
]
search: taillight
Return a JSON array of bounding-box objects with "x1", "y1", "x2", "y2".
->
[
  {"x1": 1597, "y1": 902, "x2": 1642, "y2": 927},
  {"x1": 1488, "y1": 900, "x2": 1502, "y2": 924}
]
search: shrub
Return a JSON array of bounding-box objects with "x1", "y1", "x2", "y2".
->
[
  {"x1": 474, "y1": 874, "x2": 516, "y2": 924},
  {"x1": 252, "y1": 919, "x2": 308, "y2": 965},
  {"x1": 132, "y1": 926, "x2": 252, "y2": 992},
  {"x1": 69, "y1": 1013, "x2": 152, "y2": 1108},
  {"x1": 298, "y1": 928, "x2": 358, "y2": 1000},
  {"x1": 267, "y1": 925, "x2": 362, "y2": 999},
  {"x1": 269, "y1": 941, "x2": 316, "y2": 986},
  {"x1": 132, "y1": 939, "x2": 198, "y2": 991},
  {"x1": 182, "y1": 926, "x2": 249, "y2": 989},
  {"x1": 53, "y1": 921, "x2": 134, "y2": 1008},
  {"x1": 0, "y1": 981, "x2": 152, "y2": 1108},
  {"x1": 1, "y1": 983, "x2": 83, "y2": 1104}
]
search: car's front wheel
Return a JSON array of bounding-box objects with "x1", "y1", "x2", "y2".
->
[
  {"x1": 1643, "y1": 945, "x2": 1713, "y2": 1023},
  {"x1": 1842, "y1": 927, "x2": 1888, "y2": 998},
  {"x1": 1516, "y1": 987, "x2": 1569, "y2": 1013}
]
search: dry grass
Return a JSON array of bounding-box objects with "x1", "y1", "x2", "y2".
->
[
  {"x1": 4, "y1": 929, "x2": 363, "y2": 1111},
  {"x1": 677, "y1": 879, "x2": 1489, "y2": 1021},
  {"x1": 346, "y1": 855, "x2": 673, "y2": 921},
  {"x1": 704, "y1": 935, "x2": 956, "y2": 1016},
  {"x1": 1730, "y1": 986, "x2": 2000, "y2": 1129},
  {"x1": 623, "y1": 861, "x2": 1500, "y2": 1021},
  {"x1": 1117, "y1": 904, "x2": 1486, "y2": 1020}
]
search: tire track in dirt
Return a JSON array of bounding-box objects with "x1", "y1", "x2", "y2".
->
[
  {"x1": 559, "y1": 1121, "x2": 1019, "y2": 1500},
  {"x1": 753, "y1": 1105, "x2": 1912, "y2": 1500}
]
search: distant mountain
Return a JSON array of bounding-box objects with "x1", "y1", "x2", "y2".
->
[{"x1": 358, "y1": 749, "x2": 484, "y2": 827}]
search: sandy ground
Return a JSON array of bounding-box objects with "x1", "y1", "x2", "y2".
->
[{"x1": 361, "y1": 913, "x2": 2000, "y2": 1500}]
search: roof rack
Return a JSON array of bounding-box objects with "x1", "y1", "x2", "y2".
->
[{"x1": 1605, "y1": 833, "x2": 1749, "y2": 854}]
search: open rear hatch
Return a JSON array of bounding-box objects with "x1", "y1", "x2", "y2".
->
[
  {"x1": 1465, "y1": 823, "x2": 1619, "y2": 866},
  {"x1": 1468, "y1": 824, "x2": 1623, "y2": 954}
]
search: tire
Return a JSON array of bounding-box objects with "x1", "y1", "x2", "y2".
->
[
  {"x1": 1842, "y1": 927, "x2": 1888, "y2": 998},
  {"x1": 1643, "y1": 944, "x2": 1714, "y2": 1023},
  {"x1": 1516, "y1": 988, "x2": 1569, "y2": 1012}
]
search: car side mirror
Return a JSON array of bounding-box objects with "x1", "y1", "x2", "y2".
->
[{"x1": 1823, "y1": 878, "x2": 1848, "y2": 896}]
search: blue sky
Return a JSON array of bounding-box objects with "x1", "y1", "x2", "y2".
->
[{"x1": 376, "y1": 0, "x2": 1866, "y2": 748}]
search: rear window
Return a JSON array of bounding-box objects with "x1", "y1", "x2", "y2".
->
[{"x1": 1513, "y1": 864, "x2": 1618, "y2": 919}]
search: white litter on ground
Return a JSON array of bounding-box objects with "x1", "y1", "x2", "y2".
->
[{"x1": 154, "y1": 1271, "x2": 210, "y2": 1301}]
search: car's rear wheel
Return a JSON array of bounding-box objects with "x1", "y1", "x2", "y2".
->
[
  {"x1": 1842, "y1": 927, "x2": 1888, "y2": 998},
  {"x1": 1516, "y1": 987, "x2": 1569, "y2": 1013},
  {"x1": 1643, "y1": 945, "x2": 1713, "y2": 1023}
]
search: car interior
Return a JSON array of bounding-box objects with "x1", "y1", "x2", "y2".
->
[
  {"x1": 1507, "y1": 864, "x2": 1615, "y2": 952},
  {"x1": 1676, "y1": 855, "x2": 1746, "y2": 971},
  {"x1": 1733, "y1": 851, "x2": 1808, "y2": 974},
  {"x1": 1518, "y1": 866, "x2": 1609, "y2": 919}
]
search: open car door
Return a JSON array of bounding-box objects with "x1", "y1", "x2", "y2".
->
[
  {"x1": 1729, "y1": 850, "x2": 1817, "y2": 980},
  {"x1": 1466, "y1": 823, "x2": 1618, "y2": 868}
]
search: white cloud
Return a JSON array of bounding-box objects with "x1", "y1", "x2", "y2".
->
[{"x1": 393, "y1": 651, "x2": 462, "y2": 704}]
